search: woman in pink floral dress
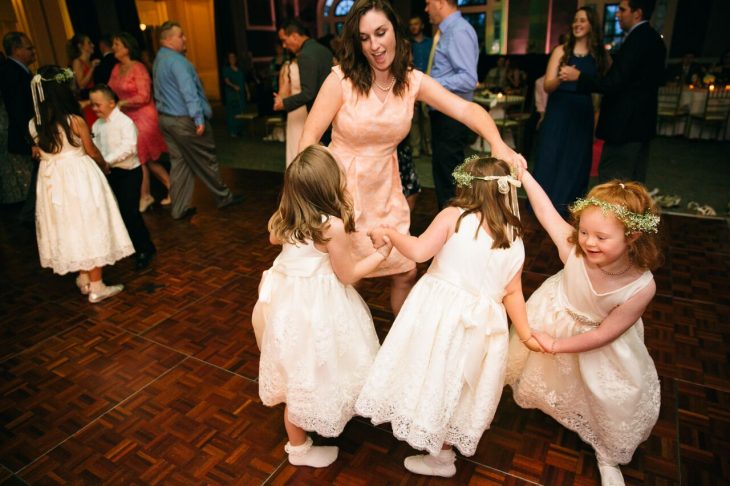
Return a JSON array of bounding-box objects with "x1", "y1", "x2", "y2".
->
[{"x1": 109, "y1": 32, "x2": 170, "y2": 211}]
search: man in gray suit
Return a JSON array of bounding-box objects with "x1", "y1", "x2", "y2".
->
[{"x1": 273, "y1": 19, "x2": 333, "y2": 145}]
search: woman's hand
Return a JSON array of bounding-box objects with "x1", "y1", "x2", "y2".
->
[
  {"x1": 558, "y1": 65, "x2": 580, "y2": 82},
  {"x1": 368, "y1": 226, "x2": 389, "y2": 248},
  {"x1": 523, "y1": 336, "x2": 544, "y2": 352},
  {"x1": 491, "y1": 141, "x2": 527, "y2": 171},
  {"x1": 375, "y1": 235, "x2": 393, "y2": 258}
]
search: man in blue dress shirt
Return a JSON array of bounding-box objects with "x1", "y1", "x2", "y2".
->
[
  {"x1": 425, "y1": 0, "x2": 479, "y2": 208},
  {"x1": 408, "y1": 16, "x2": 433, "y2": 158},
  {"x1": 153, "y1": 21, "x2": 241, "y2": 220}
]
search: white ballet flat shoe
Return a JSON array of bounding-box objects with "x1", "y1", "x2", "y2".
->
[
  {"x1": 88, "y1": 284, "x2": 124, "y2": 303},
  {"x1": 404, "y1": 449, "x2": 456, "y2": 477}
]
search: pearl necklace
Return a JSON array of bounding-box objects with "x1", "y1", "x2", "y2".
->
[
  {"x1": 373, "y1": 76, "x2": 395, "y2": 91},
  {"x1": 597, "y1": 260, "x2": 632, "y2": 276}
]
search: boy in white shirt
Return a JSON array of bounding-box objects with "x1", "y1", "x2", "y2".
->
[{"x1": 90, "y1": 84, "x2": 156, "y2": 269}]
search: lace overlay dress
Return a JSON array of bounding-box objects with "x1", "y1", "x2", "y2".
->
[
  {"x1": 356, "y1": 212, "x2": 525, "y2": 456},
  {"x1": 506, "y1": 247, "x2": 660, "y2": 465},
  {"x1": 252, "y1": 235, "x2": 380, "y2": 437},
  {"x1": 30, "y1": 121, "x2": 134, "y2": 275},
  {"x1": 328, "y1": 66, "x2": 423, "y2": 277}
]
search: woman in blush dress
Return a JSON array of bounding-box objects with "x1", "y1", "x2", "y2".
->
[
  {"x1": 299, "y1": 0, "x2": 524, "y2": 316},
  {"x1": 108, "y1": 32, "x2": 170, "y2": 212}
]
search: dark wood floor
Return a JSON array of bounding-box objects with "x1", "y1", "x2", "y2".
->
[{"x1": 1, "y1": 167, "x2": 728, "y2": 485}]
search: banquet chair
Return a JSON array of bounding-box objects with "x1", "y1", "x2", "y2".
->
[
  {"x1": 687, "y1": 89, "x2": 730, "y2": 140},
  {"x1": 656, "y1": 85, "x2": 687, "y2": 136}
]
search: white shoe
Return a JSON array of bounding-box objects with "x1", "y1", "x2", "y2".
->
[
  {"x1": 285, "y1": 436, "x2": 338, "y2": 468},
  {"x1": 88, "y1": 284, "x2": 124, "y2": 303},
  {"x1": 597, "y1": 461, "x2": 625, "y2": 486},
  {"x1": 404, "y1": 449, "x2": 457, "y2": 477}
]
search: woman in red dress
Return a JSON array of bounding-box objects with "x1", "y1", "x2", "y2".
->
[
  {"x1": 68, "y1": 34, "x2": 99, "y2": 127},
  {"x1": 108, "y1": 32, "x2": 171, "y2": 211}
]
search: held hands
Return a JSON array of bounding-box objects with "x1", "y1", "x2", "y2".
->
[
  {"x1": 532, "y1": 332, "x2": 557, "y2": 353},
  {"x1": 558, "y1": 65, "x2": 580, "y2": 82},
  {"x1": 368, "y1": 226, "x2": 389, "y2": 249},
  {"x1": 375, "y1": 235, "x2": 393, "y2": 258},
  {"x1": 273, "y1": 93, "x2": 285, "y2": 111},
  {"x1": 491, "y1": 142, "x2": 527, "y2": 172}
]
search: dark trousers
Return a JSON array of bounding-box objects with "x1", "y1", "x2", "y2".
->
[
  {"x1": 430, "y1": 110, "x2": 471, "y2": 209},
  {"x1": 18, "y1": 160, "x2": 39, "y2": 223},
  {"x1": 108, "y1": 166, "x2": 155, "y2": 254},
  {"x1": 598, "y1": 141, "x2": 650, "y2": 183}
]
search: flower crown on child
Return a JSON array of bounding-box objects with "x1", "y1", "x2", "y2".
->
[
  {"x1": 452, "y1": 154, "x2": 522, "y2": 219},
  {"x1": 569, "y1": 195, "x2": 660, "y2": 235},
  {"x1": 30, "y1": 68, "x2": 75, "y2": 125}
]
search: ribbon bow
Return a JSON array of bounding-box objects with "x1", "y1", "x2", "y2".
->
[{"x1": 461, "y1": 294, "x2": 508, "y2": 391}]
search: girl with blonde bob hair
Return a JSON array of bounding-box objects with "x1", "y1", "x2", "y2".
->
[
  {"x1": 507, "y1": 172, "x2": 662, "y2": 486},
  {"x1": 252, "y1": 145, "x2": 392, "y2": 469}
]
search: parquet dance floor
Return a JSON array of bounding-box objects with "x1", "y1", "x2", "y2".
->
[{"x1": 1, "y1": 167, "x2": 728, "y2": 485}]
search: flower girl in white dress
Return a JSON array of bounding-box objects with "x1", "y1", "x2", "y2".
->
[
  {"x1": 356, "y1": 156, "x2": 541, "y2": 477},
  {"x1": 506, "y1": 173, "x2": 662, "y2": 486},
  {"x1": 252, "y1": 145, "x2": 391, "y2": 468},
  {"x1": 29, "y1": 66, "x2": 133, "y2": 303}
]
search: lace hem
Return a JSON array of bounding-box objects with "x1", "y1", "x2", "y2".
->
[
  {"x1": 40, "y1": 245, "x2": 135, "y2": 275},
  {"x1": 356, "y1": 398, "x2": 484, "y2": 457},
  {"x1": 260, "y1": 389, "x2": 356, "y2": 438}
]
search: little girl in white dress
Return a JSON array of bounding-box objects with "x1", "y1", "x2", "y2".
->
[
  {"x1": 356, "y1": 156, "x2": 541, "y2": 477},
  {"x1": 30, "y1": 66, "x2": 133, "y2": 303},
  {"x1": 252, "y1": 145, "x2": 392, "y2": 468},
  {"x1": 507, "y1": 172, "x2": 662, "y2": 486}
]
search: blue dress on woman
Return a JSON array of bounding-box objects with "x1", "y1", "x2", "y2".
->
[{"x1": 533, "y1": 54, "x2": 597, "y2": 216}]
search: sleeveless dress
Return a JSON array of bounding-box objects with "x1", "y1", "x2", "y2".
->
[
  {"x1": 30, "y1": 120, "x2": 134, "y2": 275},
  {"x1": 506, "y1": 247, "x2": 660, "y2": 465},
  {"x1": 222, "y1": 64, "x2": 247, "y2": 137},
  {"x1": 108, "y1": 62, "x2": 168, "y2": 164},
  {"x1": 328, "y1": 66, "x2": 423, "y2": 277},
  {"x1": 252, "y1": 231, "x2": 380, "y2": 437},
  {"x1": 533, "y1": 54, "x2": 597, "y2": 215},
  {"x1": 356, "y1": 212, "x2": 525, "y2": 456},
  {"x1": 285, "y1": 60, "x2": 307, "y2": 166}
]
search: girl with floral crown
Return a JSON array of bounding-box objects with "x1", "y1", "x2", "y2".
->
[
  {"x1": 506, "y1": 170, "x2": 662, "y2": 486},
  {"x1": 356, "y1": 156, "x2": 540, "y2": 477},
  {"x1": 29, "y1": 65, "x2": 133, "y2": 303}
]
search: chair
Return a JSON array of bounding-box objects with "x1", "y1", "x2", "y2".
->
[
  {"x1": 234, "y1": 110, "x2": 259, "y2": 137},
  {"x1": 496, "y1": 87, "x2": 531, "y2": 152},
  {"x1": 264, "y1": 115, "x2": 286, "y2": 142},
  {"x1": 686, "y1": 89, "x2": 730, "y2": 140},
  {"x1": 656, "y1": 85, "x2": 687, "y2": 136}
]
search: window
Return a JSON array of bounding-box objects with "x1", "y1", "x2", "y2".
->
[{"x1": 603, "y1": 4, "x2": 623, "y2": 51}]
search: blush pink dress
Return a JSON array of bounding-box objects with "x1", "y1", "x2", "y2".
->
[
  {"x1": 108, "y1": 62, "x2": 167, "y2": 164},
  {"x1": 328, "y1": 66, "x2": 423, "y2": 277}
]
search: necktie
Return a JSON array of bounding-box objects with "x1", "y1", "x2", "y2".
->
[{"x1": 426, "y1": 30, "x2": 440, "y2": 75}]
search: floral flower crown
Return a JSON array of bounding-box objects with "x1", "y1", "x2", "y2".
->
[
  {"x1": 570, "y1": 197, "x2": 660, "y2": 235},
  {"x1": 452, "y1": 156, "x2": 522, "y2": 194},
  {"x1": 30, "y1": 68, "x2": 75, "y2": 125}
]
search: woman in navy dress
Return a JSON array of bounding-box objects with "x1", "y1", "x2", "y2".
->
[{"x1": 533, "y1": 7, "x2": 608, "y2": 216}]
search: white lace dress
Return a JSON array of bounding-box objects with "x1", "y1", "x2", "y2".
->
[
  {"x1": 30, "y1": 121, "x2": 134, "y2": 275},
  {"x1": 252, "y1": 236, "x2": 380, "y2": 437},
  {"x1": 355, "y1": 212, "x2": 525, "y2": 456},
  {"x1": 506, "y1": 247, "x2": 660, "y2": 465}
]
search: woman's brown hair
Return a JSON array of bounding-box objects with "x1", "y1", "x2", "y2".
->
[
  {"x1": 560, "y1": 7, "x2": 609, "y2": 75},
  {"x1": 450, "y1": 157, "x2": 523, "y2": 249},
  {"x1": 568, "y1": 180, "x2": 663, "y2": 270},
  {"x1": 339, "y1": 0, "x2": 412, "y2": 98},
  {"x1": 269, "y1": 145, "x2": 356, "y2": 245}
]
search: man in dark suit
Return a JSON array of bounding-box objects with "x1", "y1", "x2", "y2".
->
[
  {"x1": 560, "y1": 0, "x2": 666, "y2": 183},
  {"x1": 93, "y1": 35, "x2": 119, "y2": 85},
  {"x1": 0, "y1": 32, "x2": 36, "y2": 215},
  {"x1": 273, "y1": 18, "x2": 333, "y2": 144}
]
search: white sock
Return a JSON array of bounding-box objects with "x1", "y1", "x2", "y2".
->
[
  {"x1": 404, "y1": 448, "x2": 457, "y2": 477},
  {"x1": 89, "y1": 280, "x2": 104, "y2": 293},
  {"x1": 285, "y1": 436, "x2": 338, "y2": 468},
  {"x1": 597, "y1": 458, "x2": 625, "y2": 486}
]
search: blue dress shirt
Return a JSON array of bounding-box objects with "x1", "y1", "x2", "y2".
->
[
  {"x1": 153, "y1": 47, "x2": 212, "y2": 126},
  {"x1": 430, "y1": 11, "x2": 478, "y2": 102}
]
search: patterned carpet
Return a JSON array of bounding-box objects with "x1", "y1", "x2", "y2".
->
[{"x1": 1, "y1": 166, "x2": 728, "y2": 485}]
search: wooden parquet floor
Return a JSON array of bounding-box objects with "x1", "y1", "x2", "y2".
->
[{"x1": 1, "y1": 167, "x2": 728, "y2": 485}]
